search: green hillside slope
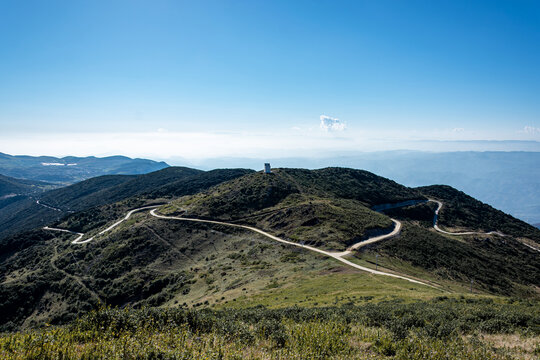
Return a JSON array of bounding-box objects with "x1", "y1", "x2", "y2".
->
[
  {"x1": 0, "y1": 175, "x2": 134, "y2": 240},
  {"x1": 358, "y1": 223, "x2": 540, "y2": 297},
  {"x1": 0, "y1": 174, "x2": 56, "y2": 198},
  {"x1": 419, "y1": 185, "x2": 540, "y2": 241},
  {"x1": 0, "y1": 167, "x2": 253, "y2": 240}
]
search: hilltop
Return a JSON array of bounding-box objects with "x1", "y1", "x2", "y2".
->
[
  {"x1": 162, "y1": 168, "x2": 423, "y2": 250},
  {"x1": 160, "y1": 167, "x2": 540, "y2": 296}
]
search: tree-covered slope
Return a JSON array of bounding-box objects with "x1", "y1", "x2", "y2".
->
[
  {"x1": 361, "y1": 223, "x2": 540, "y2": 297},
  {"x1": 0, "y1": 174, "x2": 56, "y2": 198},
  {"x1": 37, "y1": 167, "x2": 201, "y2": 211},
  {"x1": 0, "y1": 175, "x2": 135, "y2": 240},
  {"x1": 0, "y1": 167, "x2": 253, "y2": 240}
]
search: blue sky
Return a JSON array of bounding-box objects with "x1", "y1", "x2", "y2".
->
[{"x1": 0, "y1": 0, "x2": 539, "y2": 159}]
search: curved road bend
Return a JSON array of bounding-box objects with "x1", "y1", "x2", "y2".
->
[
  {"x1": 43, "y1": 205, "x2": 160, "y2": 244},
  {"x1": 36, "y1": 199, "x2": 63, "y2": 212},
  {"x1": 429, "y1": 199, "x2": 507, "y2": 237},
  {"x1": 149, "y1": 209, "x2": 437, "y2": 289}
]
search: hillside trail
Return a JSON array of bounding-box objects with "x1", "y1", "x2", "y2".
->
[
  {"x1": 43, "y1": 203, "x2": 437, "y2": 288},
  {"x1": 46, "y1": 197, "x2": 538, "y2": 289},
  {"x1": 429, "y1": 199, "x2": 507, "y2": 237},
  {"x1": 148, "y1": 209, "x2": 439, "y2": 289},
  {"x1": 36, "y1": 199, "x2": 63, "y2": 212},
  {"x1": 428, "y1": 199, "x2": 539, "y2": 252},
  {"x1": 43, "y1": 205, "x2": 161, "y2": 244}
]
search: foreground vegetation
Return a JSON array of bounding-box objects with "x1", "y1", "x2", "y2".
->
[{"x1": 2, "y1": 299, "x2": 539, "y2": 359}]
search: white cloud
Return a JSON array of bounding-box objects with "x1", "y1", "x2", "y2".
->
[
  {"x1": 452, "y1": 128, "x2": 465, "y2": 132},
  {"x1": 320, "y1": 115, "x2": 346, "y2": 132},
  {"x1": 523, "y1": 126, "x2": 540, "y2": 134}
]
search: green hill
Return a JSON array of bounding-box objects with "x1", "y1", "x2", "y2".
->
[
  {"x1": 0, "y1": 174, "x2": 56, "y2": 198},
  {"x1": 0, "y1": 175, "x2": 135, "y2": 241},
  {"x1": 162, "y1": 168, "x2": 422, "y2": 250},
  {"x1": 37, "y1": 167, "x2": 201, "y2": 211},
  {"x1": 1, "y1": 166, "x2": 539, "y2": 345},
  {"x1": 0, "y1": 167, "x2": 253, "y2": 240}
]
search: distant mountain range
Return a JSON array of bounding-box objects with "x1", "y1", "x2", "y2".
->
[
  {"x1": 3, "y1": 151, "x2": 539, "y2": 225},
  {"x1": 0, "y1": 152, "x2": 169, "y2": 184}
]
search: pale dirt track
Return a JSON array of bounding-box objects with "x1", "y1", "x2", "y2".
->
[
  {"x1": 44, "y1": 198, "x2": 538, "y2": 289},
  {"x1": 43, "y1": 205, "x2": 161, "y2": 244},
  {"x1": 148, "y1": 210, "x2": 436, "y2": 288},
  {"x1": 429, "y1": 199, "x2": 507, "y2": 237}
]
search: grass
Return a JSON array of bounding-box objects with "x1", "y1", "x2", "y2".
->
[
  {"x1": 220, "y1": 271, "x2": 446, "y2": 309},
  {"x1": 344, "y1": 253, "x2": 483, "y2": 295},
  {"x1": 2, "y1": 301, "x2": 539, "y2": 359}
]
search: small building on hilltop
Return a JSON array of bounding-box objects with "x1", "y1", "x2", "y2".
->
[{"x1": 264, "y1": 163, "x2": 271, "y2": 174}]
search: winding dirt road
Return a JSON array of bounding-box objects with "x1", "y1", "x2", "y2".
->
[
  {"x1": 36, "y1": 199, "x2": 62, "y2": 212},
  {"x1": 41, "y1": 195, "x2": 540, "y2": 298},
  {"x1": 148, "y1": 210, "x2": 434, "y2": 287},
  {"x1": 47, "y1": 197, "x2": 537, "y2": 288},
  {"x1": 44, "y1": 204, "x2": 434, "y2": 287},
  {"x1": 43, "y1": 205, "x2": 160, "y2": 244},
  {"x1": 429, "y1": 199, "x2": 507, "y2": 237}
]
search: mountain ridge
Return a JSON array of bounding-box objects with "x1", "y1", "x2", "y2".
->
[
  {"x1": 0, "y1": 173, "x2": 56, "y2": 198},
  {"x1": 0, "y1": 152, "x2": 169, "y2": 184}
]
